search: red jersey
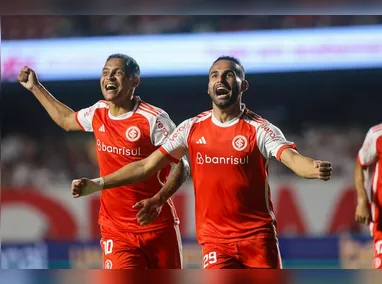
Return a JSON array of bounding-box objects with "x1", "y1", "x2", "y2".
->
[
  {"x1": 76, "y1": 96, "x2": 179, "y2": 232},
  {"x1": 159, "y1": 104, "x2": 297, "y2": 244},
  {"x1": 357, "y1": 123, "x2": 382, "y2": 237}
]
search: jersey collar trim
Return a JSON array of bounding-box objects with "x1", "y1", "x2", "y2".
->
[
  {"x1": 107, "y1": 96, "x2": 141, "y2": 120},
  {"x1": 211, "y1": 103, "x2": 246, "y2": 128}
]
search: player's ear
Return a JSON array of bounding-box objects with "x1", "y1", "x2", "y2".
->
[
  {"x1": 133, "y1": 76, "x2": 140, "y2": 88},
  {"x1": 241, "y1": 80, "x2": 249, "y2": 93}
]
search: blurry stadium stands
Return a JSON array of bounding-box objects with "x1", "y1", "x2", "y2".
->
[
  {"x1": 2, "y1": 15, "x2": 382, "y2": 40},
  {"x1": 0, "y1": 127, "x2": 364, "y2": 189}
]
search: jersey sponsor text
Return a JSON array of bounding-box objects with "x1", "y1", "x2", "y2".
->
[
  {"x1": 196, "y1": 152, "x2": 249, "y2": 165},
  {"x1": 96, "y1": 139, "x2": 141, "y2": 156}
]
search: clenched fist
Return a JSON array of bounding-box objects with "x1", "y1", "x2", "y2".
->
[
  {"x1": 72, "y1": 178, "x2": 104, "y2": 198},
  {"x1": 313, "y1": 160, "x2": 332, "y2": 181},
  {"x1": 17, "y1": 66, "x2": 39, "y2": 91}
]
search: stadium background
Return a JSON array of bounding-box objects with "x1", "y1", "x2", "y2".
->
[{"x1": 1, "y1": 15, "x2": 382, "y2": 269}]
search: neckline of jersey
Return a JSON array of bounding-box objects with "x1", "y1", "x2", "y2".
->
[
  {"x1": 211, "y1": 103, "x2": 246, "y2": 128},
  {"x1": 107, "y1": 96, "x2": 141, "y2": 120}
]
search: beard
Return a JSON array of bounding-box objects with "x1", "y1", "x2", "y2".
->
[{"x1": 209, "y1": 89, "x2": 240, "y2": 109}]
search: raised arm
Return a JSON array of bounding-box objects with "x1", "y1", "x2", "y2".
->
[
  {"x1": 280, "y1": 148, "x2": 332, "y2": 180},
  {"x1": 17, "y1": 66, "x2": 82, "y2": 131}
]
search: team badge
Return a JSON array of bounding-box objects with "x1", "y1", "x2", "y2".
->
[
  {"x1": 104, "y1": 259, "x2": 113, "y2": 269},
  {"x1": 126, "y1": 126, "x2": 141, "y2": 142},
  {"x1": 232, "y1": 135, "x2": 248, "y2": 151}
]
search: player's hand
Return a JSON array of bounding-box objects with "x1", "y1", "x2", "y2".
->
[
  {"x1": 17, "y1": 66, "x2": 40, "y2": 91},
  {"x1": 71, "y1": 178, "x2": 103, "y2": 198},
  {"x1": 132, "y1": 196, "x2": 164, "y2": 226},
  {"x1": 313, "y1": 160, "x2": 332, "y2": 181},
  {"x1": 355, "y1": 199, "x2": 372, "y2": 225}
]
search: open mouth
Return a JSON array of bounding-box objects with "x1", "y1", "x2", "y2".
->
[
  {"x1": 105, "y1": 84, "x2": 118, "y2": 91},
  {"x1": 215, "y1": 86, "x2": 230, "y2": 97}
]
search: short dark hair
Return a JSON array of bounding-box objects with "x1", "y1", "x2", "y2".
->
[
  {"x1": 106, "y1": 53, "x2": 140, "y2": 78},
  {"x1": 213, "y1": 55, "x2": 245, "y2": 79}
]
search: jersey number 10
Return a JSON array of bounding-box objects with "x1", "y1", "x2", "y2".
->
[{"x1": 102, "y1": 239, "x2": 114, "y2": 255}]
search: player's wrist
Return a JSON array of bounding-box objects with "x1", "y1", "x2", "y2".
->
[
  {"x1": 357, "y1": 196, "x2": 368, "y2": 205},
  {"x1": 30, "y1": 82, "x2": 43, "y2": 92},
  {"x1": 153, "y1": 193, "x2": 167, "y2": 205},
  {"x1": 91, "y1": 177, "x2": 104, "y2": 190}
]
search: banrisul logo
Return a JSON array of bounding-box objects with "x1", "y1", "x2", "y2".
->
[
  {"x1": 97, "y1": 139, "x2": 140, "y2": 156},
  {"x1": 196, "y1": 152, "x2": 249, "y2": 165}
]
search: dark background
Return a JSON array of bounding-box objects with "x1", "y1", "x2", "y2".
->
[{"x1": 3, "y1": 68, "x2": 381, "y2": 139}]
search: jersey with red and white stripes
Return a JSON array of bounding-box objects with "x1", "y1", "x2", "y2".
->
[
  {"x1": 75, "y1": 96, "x2": 179, "y2": 233},
  {"x1": 159, "y1": 104, "x2": 297, "y2": 244},
  {"x1": 358, "y1": 123, "x2": 382, "y2": 237}
]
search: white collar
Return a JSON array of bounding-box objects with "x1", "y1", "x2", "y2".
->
[
  {"x1": 211, "y1": 103, "x2": 246, "y2": 128},
  {"x1": 107, "y1": 96, "x2": 141, "y2": 120}
]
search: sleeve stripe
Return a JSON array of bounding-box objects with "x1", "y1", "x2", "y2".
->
[
  {"x1": 372, "y1": 125, "x2": 382, "y2": 133},
  {"x1": 159, "y1": 147, "x2": 180, "y2": 164},
  {"x1": 139, "y1": 104, "x2": 158, "y2": 116},
  {"x1": 244, "y1": 109, "x2": 266, "y2": 124},
  {"x1": 140, "y1": 102, "x2": 161, "y2": 115},
  {"x1": 141, "y1": 101, "x2": 160, "y2": 114},
  {"x1": 357, "y1": 154, "x2": 374, "y2": 168},
  {"x1": 276, "y1": 143, "x2": 297, "y2": 161},
  {"x1": 75, "y1": 112, "x2": 86, "y2": 131}
]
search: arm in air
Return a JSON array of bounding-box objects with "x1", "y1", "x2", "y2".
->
[{"x1": 17, "y1": 66, "x2": 82, "y2": 131}]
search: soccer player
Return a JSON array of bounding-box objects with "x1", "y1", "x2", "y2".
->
[
  {"x1": 17, "y1": 54, "x2": 189, "y2": 269},
  {"x1": 72, "y1": 56, "x2": 332, "y2": 269},
  {"x1": 354, "y1": 123, "x2": 382, "y2": 269}
]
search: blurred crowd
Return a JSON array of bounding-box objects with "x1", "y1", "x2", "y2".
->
[
  {"x1": 2, "y1": 15, "x2": 382, "y2": 40},
  {"x1": 1, "y1": 127, "x2": 365, "y2": 189},
  {"x1": 1, "y1": 132, "x2": 99, "y2": 189}
]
